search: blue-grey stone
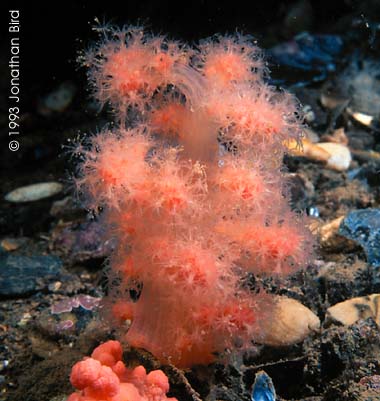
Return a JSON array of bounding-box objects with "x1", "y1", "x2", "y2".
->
[
  {"x1": 339, "y1": 208, "x2": 380, "y2": 266},
  {"x1": 0, "y1": 254, "x2": 62, "y2": 297},
  {"x1": 251, "y1": 370, "x2": 276, "y2": 401}
]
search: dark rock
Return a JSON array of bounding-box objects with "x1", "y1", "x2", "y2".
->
[
  {"x1": 0, "y1": 254, "x2": 62, "y2": 297},
  {"x1": 315, "y1": 259, "x2": 372, "y2": 306},
  {"x1": 269, "y1": 33, "x2": 344, "y2": 87}
]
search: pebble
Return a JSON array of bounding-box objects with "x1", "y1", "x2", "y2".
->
[
  {"x1": 347, "y1": 108, "x2": 375, "y2": 127},
  {"x1": 50, "y1": 220, "x2": 114, "y2": 264},
  {"x1": 0, "y1": 360, "x2": 9, "y2": 373},
  {"x1": 251, "y1": 370, "x2": 276, "y2": 401},
  {"x1": 4, "y1": 182, "x2": 63, "y2": 203},
  {"x1": 258, "y1": 296, "x2": 320, "y2": 346},
  {"x1": 0, "y1": 254, "x2": 62, "y2": 297},
  {"x1": 311, "y1": 216, "x2": 356, "y2": 251},
  {"x1": 17, "y1": 312, "x2": 32, "y2": 327},
  {"x1": 0, "y1": 237, "x2": 28, "y2": 252},
  {"x1": 48, "y1": 281, "x2": 62, "y2": 292},
  {"x1": 302, "y1": 104, "x2": 316, "y2": 123},
  {"x1": 339, "y1": 208, "x2": 380, "y2": 266},
  {"x1": 287, "y1": 138, "x2": 352, "y2": 171},
  {"x1": 326, "y1": 294, "x2": 380, "y2": 327},
  {"x1": 38, "y1": 81, "x2": 77, "y2": 115}
]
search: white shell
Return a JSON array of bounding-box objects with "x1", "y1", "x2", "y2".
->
[
  {"x1": 316, "y1": 142, "x2": 352, "y2": 171},
  {"x1": 258, "y1": 296, "x2": 320, "y2": 346},
  {"x1": 286, "y1": 139, "x2": 351, "y2": 171},
  {"x1": 5, "y1": 182, "x2": 63, "y2": 203},
  {"x1": 347, "y1": 108, "x2": 374, "y2": 127},
  {"x1": 326, "y1": 294, "x2": 380, "y2": 326}
]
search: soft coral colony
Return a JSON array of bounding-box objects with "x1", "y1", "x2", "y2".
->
[{"x1": 71, "y1": 24, "x2": 313, "y2": 395}]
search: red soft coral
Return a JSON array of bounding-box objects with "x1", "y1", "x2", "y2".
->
[
  {"x1": 67, "y1": 341, "x2": 177, "y2": 401},
  {"x1": 74, "y1": 25, "x2": 314, "y2": 368}
]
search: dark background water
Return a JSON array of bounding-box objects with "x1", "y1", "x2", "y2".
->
[
  {"x1": 0, "y1": 0, "x2": 379, "y2": 179},
  {"x1": 4, "y1": 1, "x2": 378, "y2": 101}
]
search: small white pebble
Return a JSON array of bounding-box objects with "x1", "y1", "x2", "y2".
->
[{"x1": 5, "y1": 182, "x2": 63, "y2": 202}]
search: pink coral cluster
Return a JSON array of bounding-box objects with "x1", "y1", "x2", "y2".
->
[
  {"x1": 75, "y1": 26, "x2": 313, "y2": 367},
  {"x1": 68, "y1": 340, "x2": 177, "y2": 401}
]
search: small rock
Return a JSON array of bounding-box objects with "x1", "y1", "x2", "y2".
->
[
  {"x1": 319, "y1": 216, "x2": 345, "y2": 239},
  {"x1": 307, "y1": 206, "x2": 319, "y2": 217},
  {"x1": 258, "y1": 296, "x2": 320, "y2": 346},
  {"x1": 17, "y1": 312, "x2": 32, "y2": 327},
  {"x1": 0, "y1": 360, "x2": 9, "y2": 373},
  {"x1": 347, "y1": 108, "x2": 375, "y2": 127},
  {"x1": 48, "y1": 281, "x2": 62, "y2": 292},
  {"x1": 302, "y1": 105, "x2": 316, "y2": 124},
  {"x1": 0, "y1": 237, "x2": 28, "y2": 251},
  {"x1": 4, "y1": 182, "x2": 63, "y2": 203},
  {"x1": 312, "y1": 216, "x2": 356, "y2": 251},
  {"x1": 326, "y1": 294, "x2": 380, "y2": 327},
  {"x1": 339, "y1": 208, "x2": 380, "y2": 266},
  {"x1": 0, "y1": 254, "x2": 62, "y2": 297},
  {"x1": 251, "y1": 370, "x2": 276, "y2": 401},
  {"x1": 50, "y1": 220, "x2": 114, "y2": 264},
  {"x1": 38, "y1": 81, "x2": 77, "y2": 115}
]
